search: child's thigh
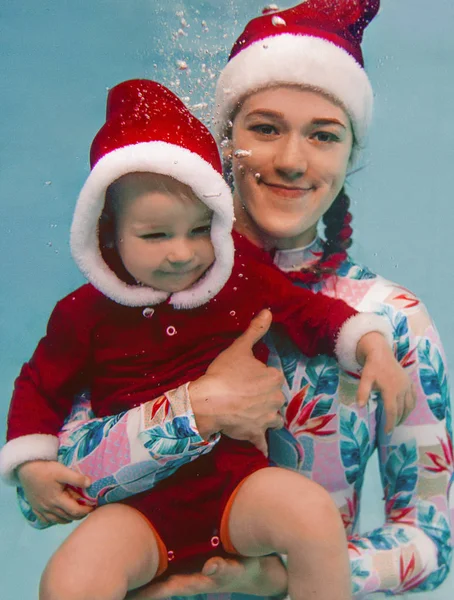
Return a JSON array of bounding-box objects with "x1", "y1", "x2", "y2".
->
[
  {"x1": 227, "y1": 467, "x2": 342, "y2": 556},
  {"x1": 41, "y1": 503, "x2": 161, "y2": 598}
]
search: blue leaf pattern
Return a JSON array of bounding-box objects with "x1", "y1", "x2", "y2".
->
[
  {"x1": 337, "y1": 260, "x2": 377, "y2": 280},
  {"x1": 58, "y1": 412, "x2": 126, "y2": 466},
  {"x1": 418, "y1": 339, "x2": 449, "y2": 421},
  {"x1": 340, "y1": 407, "x2": 371, "y2": 485},
  {"x1": 305, "y1": 358, "x2": 339, "y2": 397},
  {"x1": 270, "y1": 329, "x2": 299, "y2": 389},
  {"x1": 351, "y1": 559, "x2": 371, "y2": 595},
  {"x1": 384, "y1": 442, "x2": 418, "y2": 509}
]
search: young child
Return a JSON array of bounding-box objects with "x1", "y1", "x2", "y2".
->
[{"x1": 3, "y1": 80, "x2": 412, "y2": 599}]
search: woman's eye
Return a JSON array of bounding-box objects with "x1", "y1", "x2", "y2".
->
[
  {"x1": 312, "y1": 131, "x2": 339, "y2": 143},
  {"x1": 250, "y1": 124, "x2": 278, "y2": 136},
  {"x1": 192, "y1": 225, "x2": 211, "y2": 236}
]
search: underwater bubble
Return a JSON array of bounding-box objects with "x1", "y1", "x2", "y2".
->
[
  {"x1": 234, "y1": 149, "x2": 252, "y2": 158},
  {"x1": 254, "y1": 173, "x2": 261, "y2": 180},
  {"x1": 272, "y1": 16, "x2": 286, "y2": 26},
  {"x1": 263, "y1": 4, "x2": 280, "y2": 12},
  {"x1": 166, "y1": 326, "x2": 177, "y2": 336},
  {"x1": 230, "y1": 311, "x2": 236, "y2": 316},
  {"x1": 44, "y1": 181, "x2": 52, "y2": 186},
  {"x1": 142, "y1": 307, "x2": 155, "y2": 319},
  {"x1": 176, "y1": 60, "x2": 188, "y2": 70},
  {"x1": 191, "y1": 102, "x2": 208, "y2": 110}
]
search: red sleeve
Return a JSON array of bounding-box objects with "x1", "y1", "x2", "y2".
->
[
  {"x1": 233, "y1": 232, "x2": 358, "y2": 358},
  {"x1": 6, "y1": 292, "x2": 95, "y2": 441}
]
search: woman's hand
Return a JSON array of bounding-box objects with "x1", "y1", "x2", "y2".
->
[
  {"x1": 356, "y1": 332, "x2": 416, "y2": 433},
  {"x1": 189, "y1": 309, "x2": 286, "y2": 456},
  {"x1": 126, "y1": 555, "x2": 288, "y2": 599},
  {"x1": 17, "y1": 460, "x2": 94, "y2": 525}
]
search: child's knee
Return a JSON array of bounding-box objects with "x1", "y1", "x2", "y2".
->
[{"x1": 39, "y1": 552, "x2": 127, "y2": 600}]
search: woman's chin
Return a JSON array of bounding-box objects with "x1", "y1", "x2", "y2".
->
[{"x1": 257, "y1": 218, "x2": 317, "y2": 249}]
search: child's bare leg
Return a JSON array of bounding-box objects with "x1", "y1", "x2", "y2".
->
[
  {"x1": 40, "y1": 504, "x2": 161, "y2": 600},
  {"x1": 227, "y1": 468, "x2": 351, "y2": 600}
]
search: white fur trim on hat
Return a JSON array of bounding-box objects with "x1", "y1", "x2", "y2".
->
[
  {"x1": 215, "y1": 34, "x2": 373, "y2": 160},
  {"x1": 0, "y1": 434, "x2": 59, "y2": 486},
  {"x1": 70, "y1": 142, "x2": 235, "y2": 309},
  {"x1": 335, "y1": 313, "x2": 394, "y2": 373}
]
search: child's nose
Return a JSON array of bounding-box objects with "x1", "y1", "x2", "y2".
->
[{"x1": 167, "y1": 239, "x2": 194, "y2": 264}]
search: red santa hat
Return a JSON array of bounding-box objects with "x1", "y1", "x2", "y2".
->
[
  {"x1": 215, "y1": 0, "x2": 379, "y2": 162},
  {"x1": 71, "y1": 79, "x2": 234, "y2": 309}
]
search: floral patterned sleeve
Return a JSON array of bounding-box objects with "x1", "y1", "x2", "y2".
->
[
  {"x1": 348, "y1": 288, "x2": 453, "y2": 596},
  {"x1": 18, "y1": 383, "x2": 219, "y2": 528}
]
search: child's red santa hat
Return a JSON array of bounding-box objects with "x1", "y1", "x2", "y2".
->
[
  {"x1": 215, "y1": 0, "x2": 379, "y2": 163},
  {"x1": 71, "y1": 79, "x2": 234, "y2": 309}
]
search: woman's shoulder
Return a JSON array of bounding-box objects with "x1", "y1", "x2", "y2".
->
[{"x1": 331, "y1": 257, "x2": 435, "y2": 341}]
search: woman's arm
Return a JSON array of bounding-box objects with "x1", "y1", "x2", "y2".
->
[
  {"x1": 346, "y1": 296, "x2": 452, "y2": 596},
  {"x1": 23, "y1": 310, "x2": 285, "y2": 509}
]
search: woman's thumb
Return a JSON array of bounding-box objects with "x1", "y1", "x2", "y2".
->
[{"x1": 237, "y1": 309, "x2": 272, "y2": 350}]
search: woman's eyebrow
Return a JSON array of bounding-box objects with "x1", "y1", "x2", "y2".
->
[
  {"x1": 246, "y1": 109, "x2": 283, "y2": 119},
  {"x1": 311, "y1": 118, "x2": 347, "y2": 129}
]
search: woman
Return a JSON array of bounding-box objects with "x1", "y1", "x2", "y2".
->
[{"x1": 1, "y1": 1, "x2": 452, "y2": 597}]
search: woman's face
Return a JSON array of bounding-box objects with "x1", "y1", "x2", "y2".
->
[{"x1": 229, "y1": 87, "x2": 354, "y2": 250}]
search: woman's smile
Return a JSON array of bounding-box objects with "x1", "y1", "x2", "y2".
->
[{"x1": 260, "y1": 180, "x2": 315, "y2": 199}]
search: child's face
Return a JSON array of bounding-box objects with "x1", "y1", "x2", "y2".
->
[{"x1": 114, "y1": 175, "x2": 215, "y2": 293}]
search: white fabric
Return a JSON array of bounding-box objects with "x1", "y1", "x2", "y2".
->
[
  {"x1": 335, "y1": 312, "x2": 394, "y2": 373},
  {"x1": 0, "y1": 434, "x2": 59, "y2": 485}
]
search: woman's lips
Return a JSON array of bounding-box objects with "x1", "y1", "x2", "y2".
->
[{"x1": 261, "y1": 181, "x2": 313, "y2": 198}]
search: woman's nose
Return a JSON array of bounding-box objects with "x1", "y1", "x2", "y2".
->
[{"x1": 274, "y1": 135, "x2": 307, "y2": 182}]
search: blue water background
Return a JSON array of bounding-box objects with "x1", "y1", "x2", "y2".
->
[{"x1": 1, "y1": 0, "x2": 453, "y2": 597}]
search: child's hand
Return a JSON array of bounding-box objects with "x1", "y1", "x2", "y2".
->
[
  {"x1": 356, "y1": 332, "x2": 416, "y2": 434},
  {"x1": 16, "y1": 460, "x2": 94, "y2": 525}
]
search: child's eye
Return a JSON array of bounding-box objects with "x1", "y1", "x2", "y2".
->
[
  {"x1": 140, "y1": 232, "x2": 167, "y2": 240},
  {"x1": 192, "y1": 225, "x2": 211, "y2": 236},
  {"x1": 311, "y1": 131, "x2": 339, "y2": 143},
  {"x1": 250, "y1": 124, "x2": 278, "y2": 136}
]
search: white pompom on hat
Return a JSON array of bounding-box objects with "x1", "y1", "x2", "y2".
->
[
  {"x1": 71, "y1": 79, "x2": 234, "y2": 309},
  {"x1": 215, "y1": 0, "x2": 380, "y2": 162}
]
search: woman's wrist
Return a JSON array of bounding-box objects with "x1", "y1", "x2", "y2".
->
[{"x1": 188, "y1": 376, "x2": 221, "y2": 440}]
